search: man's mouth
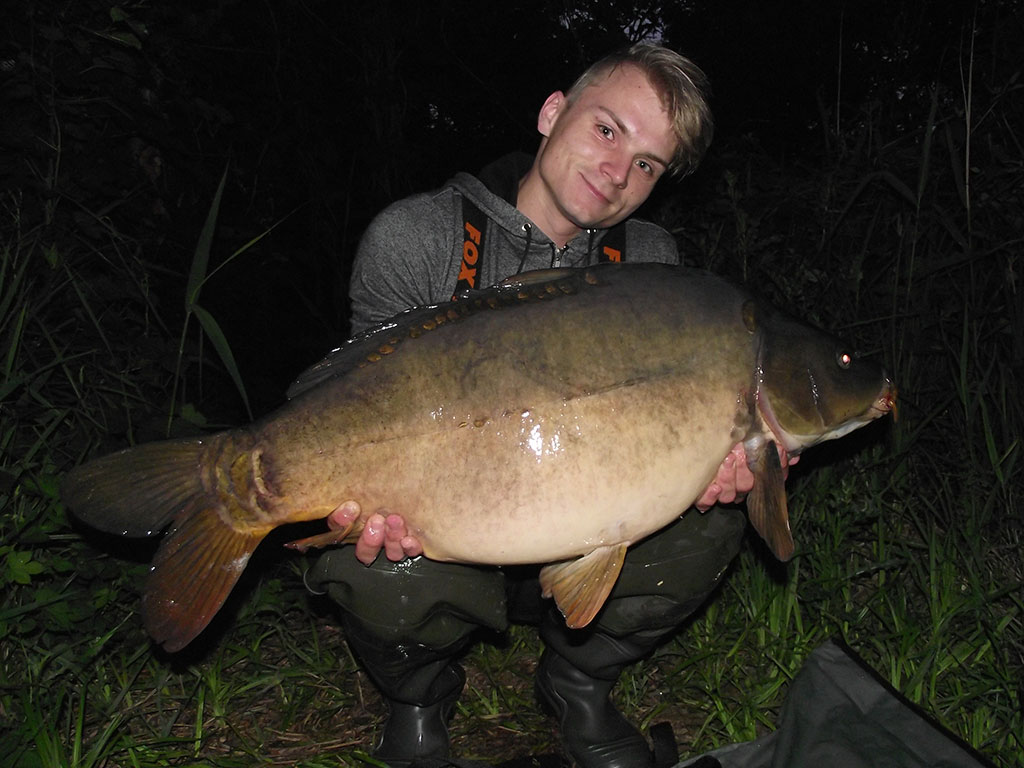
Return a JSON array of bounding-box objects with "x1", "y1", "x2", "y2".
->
[{"x1": 581, "y1": 174, "x2": 612, "y2": 204}]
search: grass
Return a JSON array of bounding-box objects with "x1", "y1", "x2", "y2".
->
[
  {"x1": 4, "y1": 163, "x2": 1021, "y2": 767},
  {"x1": 2, "y1": 12, "x2": 1022, "y2": 768}
]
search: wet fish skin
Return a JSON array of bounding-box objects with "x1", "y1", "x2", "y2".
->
[{"x1": 62, "y1": 264, "x2": 895, "y2": 651}]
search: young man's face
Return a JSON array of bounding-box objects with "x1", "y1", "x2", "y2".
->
[{"x1": 533, "y1": 64, "x2": 678, "y2": 233}]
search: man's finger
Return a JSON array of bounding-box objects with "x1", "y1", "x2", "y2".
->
[
  {"x1": 400, "y1": 535, "x2": 424, "y2": 558},
  {"x1": 328, "y1": 500, "x2": 361, "y2": 530},
  {"x1": 354, "y1": 513, "x2": 387, "y2": 565}
]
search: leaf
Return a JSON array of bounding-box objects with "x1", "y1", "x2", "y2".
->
[
  {"x1": 186, "y1": 166, "x2": 228, "y2": 311},
  {"x1": 192, "y1": 304, "x2": 251, "y2": 419},
  {"x1": 179, "y1": 402, "x2": 208, "y2": 427},
  {"x1": 21, "y1": 473, "x2": 60, "y2": 500},
  {"x1": 107, "y1": 31, "x2": 142, "y2": 50},
  {"x1": 6, "y1": 550, "x2": 44, "y2": 585}
]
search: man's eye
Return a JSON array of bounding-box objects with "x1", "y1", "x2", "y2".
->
[
  {"x1": 598, "y1": 124, "x2": 613, "y2": 138},
  {"x1": 636, "y1": 159, "x2": 652, "y2": 174}
]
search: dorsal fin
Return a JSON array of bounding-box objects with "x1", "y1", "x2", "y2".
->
[
  {"x1": 497, "y1": 267, "x2": 578, "y2": 287},
  {"x1": 287, "y1": 268, "x2": 590, "y2": 399}
]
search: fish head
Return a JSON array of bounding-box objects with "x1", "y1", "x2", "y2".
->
[
  {"x1": 753, "y1": 306, "x2": 896, "y2": 455},
  {"x1": 740, "y1": 303, "x2": 895, "y2": 562}
]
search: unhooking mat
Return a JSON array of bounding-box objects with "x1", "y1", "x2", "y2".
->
[{"x1": 678, "y1": 639, "x2": 997, "y2": 768}]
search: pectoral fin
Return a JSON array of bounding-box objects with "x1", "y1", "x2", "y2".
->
[
  {"x1": 539, "y1": 543, "x2": 629, "y2": 628},
  {"x1": 285, "y1": 519, "x2": 361, "y2": 553},
  {"x1": 746, "y1": 441, "x2": 795, "y2": 561}
]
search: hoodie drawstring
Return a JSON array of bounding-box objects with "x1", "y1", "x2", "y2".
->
[
  {"x1": 515, "y1": 225, "x2": 604, "y2": 276},
  {"x1": 517, "y1": 223, "x2": 534, "y2": 275}
]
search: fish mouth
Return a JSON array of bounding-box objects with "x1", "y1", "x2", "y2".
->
[{"x1": 872, "y1": 377, "x2": 898, "y2": 421}]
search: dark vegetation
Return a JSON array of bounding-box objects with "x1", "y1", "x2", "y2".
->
[{"x1": 1, "y1": 0, "x2": 1021, "y2": 765}]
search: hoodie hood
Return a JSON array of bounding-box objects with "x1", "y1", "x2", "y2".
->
[{"x1": 448, "y1": 152, "x2": 609, "y2": 273}]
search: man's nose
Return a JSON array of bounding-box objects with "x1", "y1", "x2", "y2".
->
[{"x1": 601, "y1": 153, "x2": 630, "y2": 188}]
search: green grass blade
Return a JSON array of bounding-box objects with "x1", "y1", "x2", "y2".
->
[
  {"x1": 186, "y1": 165, "x2": 228, "y2": 311},
  {"x1": 192, "y1": 303, "x2": 251, "y2": 420}
]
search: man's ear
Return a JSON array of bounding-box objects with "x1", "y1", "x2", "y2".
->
[{"x1": 537, "y1": 91, "x2": 566, "y2": 137}]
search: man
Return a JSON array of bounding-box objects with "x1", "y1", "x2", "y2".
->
[{"x1": 307, "y1": 42, "x2": 788, "y2": 767}]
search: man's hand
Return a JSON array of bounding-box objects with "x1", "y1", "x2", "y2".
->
[
  {"x1": 694, "y1": 442, "x2": 798, "y2": 512},
  {"x1": 327, "y1": 501, "x2": 424, "y2": 565}
]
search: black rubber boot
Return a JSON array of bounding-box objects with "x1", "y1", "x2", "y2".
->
[
  {"x1": 536, "y1": 610, "x2": 669, "y2": 768},
  {"x1": 342, "y1": 620, "x2": 469, "y2": 767},
  {"x1": 373, "y1": 662, "x2": 465, "y2": 765},
  {"x1": 307, "y1": 549, "x2": 508, "y2": 764}
]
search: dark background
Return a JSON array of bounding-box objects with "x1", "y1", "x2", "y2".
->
[
  {"x1": 1, "y1": 0, "x2": 1019, "y2": 416},
  {"x1": 2, "y1": 4, "x2": 1022, "y2": 762}
]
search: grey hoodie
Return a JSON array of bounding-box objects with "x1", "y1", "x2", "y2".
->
[{"x1": 348, "y1": 153, "x2": 679, "y2": 334}]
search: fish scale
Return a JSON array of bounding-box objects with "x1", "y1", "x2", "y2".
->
[{"x1": 62, "y1": 263, "x2": 895, "y2": 651}]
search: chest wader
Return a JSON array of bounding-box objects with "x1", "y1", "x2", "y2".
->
[{"x1": 305, "y1": 507, "x2": 744, "y2": 767}]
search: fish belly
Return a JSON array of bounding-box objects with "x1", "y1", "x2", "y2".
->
[
  {"x1": 408, "y1": 386, "x2": 744, "y2": 564},
  {"x1": 264, "y1": 366, "x2": 747, "y2": 565}
]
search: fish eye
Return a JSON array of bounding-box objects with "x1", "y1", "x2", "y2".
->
[{"x1": 836, "y1": 350, "x2": 852, "y2": 369}]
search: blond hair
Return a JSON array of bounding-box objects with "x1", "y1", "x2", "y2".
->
[{"x1": 566, "y1": 42, "x2": 713, "y2": 178}]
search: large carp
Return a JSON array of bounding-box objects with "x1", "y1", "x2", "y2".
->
[{"x1": 63, "y1": 264, "x2": 895, "y2": 652}]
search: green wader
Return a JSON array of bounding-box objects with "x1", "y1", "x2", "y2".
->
[{"x1": 305, "y1": 506, "x2": 746, "y2": 767}]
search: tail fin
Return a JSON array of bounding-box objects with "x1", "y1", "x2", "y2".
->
[
  {"x1": 143, "y1": 499, "x2": 270, "y2": 652},
  {"x1": 62, "y1": 438, "x2": 209, "y2": 536},
  {"x1": 62, "y1": 438, "x2": 271, "y2": 651}
]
